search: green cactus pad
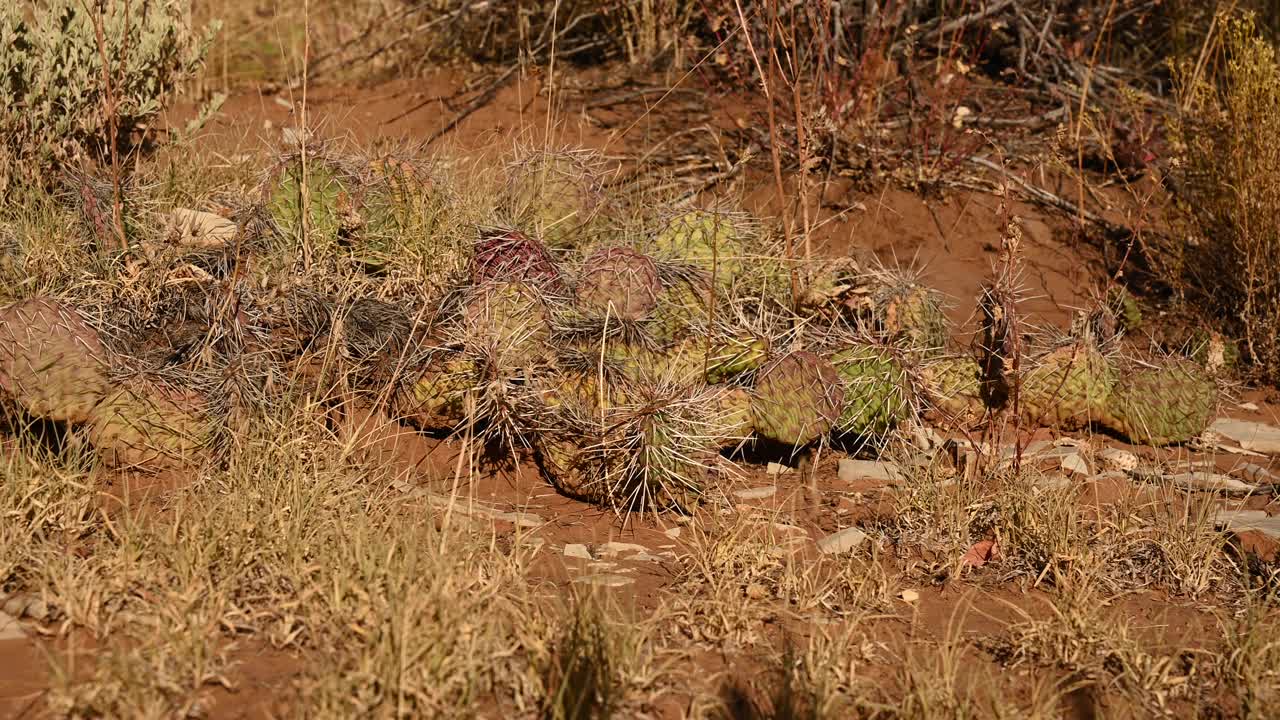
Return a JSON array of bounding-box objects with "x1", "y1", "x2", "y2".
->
[
  {"x1": 653, "y1": 210, "x2": 747, "y2": 283},
  {"x1": 919, "y1": 355, "x2": 984, "y2": 422},
  {"x1": 829, "y1": 344, "x2": 912, "y2": 438},
  {"x1": 1017, "y1": 341, "x2": 1113, "y2": 430},
  {"x1": 709, "y1": 385, "x2": 754, "y2": 447},
  {"x1": 705, "y1": 335, "x2": 769, "y2": 384},
  {"x1": 751, "y1": 351, "x2": 845, "y2": 447},
  {"x1": 268, "y1": 156, "x2": 356, "y2": 245},
  {"x1": 402, "y1": 356, "x2": 476, "y2": 430},
  {"x1": 463, "y1": 281, "x2": 553, "y2": 369},
  {"x1": 874, "y1": 282, "x2": 949, "y2": 354},
  {"x1": 0, "y1": 298, "x2": 109, "y2": 424},
  {"x1": 504, "y1": 151, "x2": 605, "y2": 249},
  {"x1": 1098, "y1": 358, "x2": 1217, "y2": 446},
  {"x1": 90, "y1": 376, "x2": 213, "y2": 470}
]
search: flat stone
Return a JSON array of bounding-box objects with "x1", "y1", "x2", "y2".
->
[
  {"x1": 573, "y1": 574, "x2": 634, "y2": 588},
  {"x1": 631, "y1": 552, "x2": 664, "y2": 563},
  {"x1": 1060, "y1": 453, "x2": 1091, "y2": 477},
  {"x1": 0, "y1": 611, "x2": 25, "y2": 641},
  {"x1": 598, "y1": 541, "x2": 647, "y2": 557},
  {"x1": 1239, "y1": 402, "x2": 1261, "y2": 412},
  {"x1": 491, "y1": 510, "x2": 544, "y2": 529},
  {"x1": 563, "y1": 544, "x2": 593, "y2": 560},
  {"x1": 1164, "y1": 472, "x2": 1260, "y2": 494},
  {"x1": 1208, "y1": 419, "x2": 1280, "y2": 454},
  {"x1": 1215, "y1": 509, "x2": 1280, "y2": 561},
  {"x1": 734, "y1": 486, "x2": 777, "y2": 500},
  {"x1": 837, "y1": 459, "x2": 903, "y2": 484},
  {"x1": 663, "y1": 527, "x2": 682, "y2": 539},
  {"x1": 766, "y1": 462, "x2": 793, "y2": 476},
  {"x1": 899, "y1": 589, "x2": 920, "y2": 603},
  {"x1": 1, "y1": 595, "x2": 45, "y2": 621},
  {"x1": 1099, "y1": 449, "x2": 1139, "y2": 473},
  {"x1": 1231, "y1": 462, "x2": 1279, "y2": 484},
  {"x1": 816, "y1": 527, "x2": 869, "y2": 555}
]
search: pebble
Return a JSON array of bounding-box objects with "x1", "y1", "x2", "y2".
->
[
  {"x1": 0, "y1": 611, "x2": 25, "y2": 641},
  {"x1": 899, "y1": 589, "x2": 920, "y2": 603},
  {"x1": 598, "y1": 541, "x2": 647, "y2": 557},
  {"x1": 573, "y1": 574, "x2": 634, "y2": 588},
  {"x1": 1239, "y1": 402, "x2": 1261, "y2": 412},
  {"x1": 837, "y1": 459, "x2": 903, "y2": 484},
  {"x1": 1163, "y1": 472, "x2": 1260, "y2": 494},
  {"x1": 816, "y1": 527, "x2": 869, "y2": 555},
  {"x1": 734, "y1": 486, "x2": 778, "y2": 500},
  {"x1": 1099, "y1": 448, "x2": 1139, "y2": 473},
  {"x1": 1060, "y1": 453, "x2": 1091, "y2": 477},
  {"x1": 2, "y1": 595, "x2": 47, "y2": 622},
  {"x1": 1207, "y1": 419, "x2": 1280, "y2": 454},
  {"x1": 766, "y1": 462, "x2": 793, "y2": 476},
  {"x1": 663, "y1": 527, "x2": 682, "y2": 539},
  {"x1": 1232, "y1": 463, "x2": 1279, "y2": 484},
  {"x1": 563, "y1": 544, "x2": 593, "y2": 560}
]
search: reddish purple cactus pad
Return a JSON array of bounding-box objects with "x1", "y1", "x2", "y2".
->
[{"x1": 471, "y1": 227, "x2": 563, "y2": 292}]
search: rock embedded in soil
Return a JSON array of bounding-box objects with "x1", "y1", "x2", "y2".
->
[
  {"x1": 734, "y1": 486, "x2": 777, "y2": 500},
  {"x1": 816, "y1": 527, "x2": 870, "y2": 555},
  {"x1": 1207, "y1": 418, "x2": 1280, "y2": 454},
  {"x1": 1099, "y1": 448, "x2": 1139, "y2": 473},
  {"x1": 1060, "y1": 453, "x2": 1090, "y2": 477},
  {"x1": 1214, "y1": 509, "x2": 1280, "y2": 562},
  {"x1": 563, "y1": 543, "x2": 593, "y2": 560},
  {"x1": 837, "y1": 458, "x2": 904, "y2": 484},
  {"x1": 572, "y1": 573, "x2": 634, "y2": 588},
  {"x1": 1162, "y1": 472, "x2": 1259, "y2": 494}
]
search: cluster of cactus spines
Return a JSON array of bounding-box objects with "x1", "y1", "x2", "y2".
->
[
  {"x1": 649, "y1": 280, "x2": 711, "y2": 346},
  {"x1": 652, "y1": 209, "x2": 748, "y2": 283},
  {"x1": 335, "y1": 297, "x2": 417, "y2": 374},
  {"x1": 1017, "y1": 338, "x2": 1114, "y2": 430},
  {"x1": 750, "y1": 351, "x2": 846, "y2": 447},
  {"x1": 919, "y1": 354, "x2": 984, "y2": 423},
  {"x1": 1097, "y1": 357, "x2": 1217, "y2": 446},
  {"x1": 1104, "y1": 285, "x2": 1142, "y2": 334},
  {"x1": 576, "y1": 247, "x2": 663, "y2": 321},
  {"x1": 462, "y1": 281, "x2": 554, "y2": 370},
  {"x1": 503, "y1": 149, "x2": 606, "y2": 249},
  {"x1": 470, "y1": 227, "x2": 564, "y2": 292},
  {"x1": 871, "y1": 277, "x2": 949, "y2": 354},
  {"x1": 0, "y1": 298, "x2": 109, "y2": 424},
  {"x1": 89, "y1": 374, "x2": 215, "y2": 470},
  {"x1": 829, "y1": 343, "x2": 913, "y2": 439}
]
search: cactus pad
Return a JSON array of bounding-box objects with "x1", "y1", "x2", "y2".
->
[
  {"x1": 829, "y1": 344, "x2": 912, "y2": 438},
  {"x1": 90, "y1": 376, "x2": 213, "y2": 470},
  {"x1": 471, "y1": 227, "x2": 563, "y2": 291},
  {"x1": 401, "y1": 356, "x2": 476, "y2": 430},
  {"x1": 1017, "y1": 341, "x2": 1114, "y2": 430},
  {"x1": 653, "y1": 210, "x2": 747, "y2": 282},
  {"x1": 0, "y1": 298, "x2": 109, "y2": 424},
  {"x1": 751, "y1": 351, "x2": 845, "y2": 446},
  {"x1": 576, "y1": 247, "x2": 662, "y2": 321},
  {"x1": 1098, "y1": 358, "x2": 1217, "y2": 446},
  {"x1": 920, "y1": 355, "x2": 984, "y2": 422},
  {"x1": 463, "y1": 281, "x2": 553, "y2": 369}
]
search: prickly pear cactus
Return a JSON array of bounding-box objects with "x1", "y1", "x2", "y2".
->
[
  {"x1": 829, "y1": 344, "x2": 912, "y2": 438},
  {"x1": 653, "y1": 210, "x2": 747, "y2": 283},
  {"x1": 919, "y1": 355, "x2": 984, "y2": 422},
  {"x1": 709, "y1": 385, "x2": 754, "y2": 447},
  {"x1": 1018, "y1": 340, "x2": 1114, "y2": 430},
  {"x1": 463, "y1": 281, "x2": 553, "y2": 369},
  {"x1": 705, "y1": 335, "x2": 769, "y2": 384},
  {"x1": 533, "y1": 436, "x2": 611, "y2": 504},
  {"x1": 649, "y1": 281, "x2": 710, "y2": 346},
  {"x1": 470, "y1": 227, "x2": 563, "y2": 291},
  {"x1": 90, "y1": 376, "x2": 213, "y2": 470},
  {"x1": 872, "y1": 280, "x2": 949, "y2": 354},
  {"x1": 1098, "y1": 357, "x2": 1217, "y2": 446},
  {"x1": 268, "y1": 154, "x2": 357, "y2": 245},
  {"x1": 401, "y1": 356, "x2": 476, "y2": 430},
  {"x1": 504, "y1": 150, "x2": 605, "y2": 249},
  {"x1": 0, "y1": 298, "x2": 109, "y2": 424},
  {"x1": 751, "y1": 351, "x2": 845, "y2": 447},
  {"x1": 576, "y1": 247, "x2": 662, "y2": 321},
  {"x1": 1105, "y1": 286, "x2": 1142, "y2": 333}
]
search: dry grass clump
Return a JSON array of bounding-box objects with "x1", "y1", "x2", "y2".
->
[{"x1": 1166, "y1": 12, "x2": 1280, "y2": 384}]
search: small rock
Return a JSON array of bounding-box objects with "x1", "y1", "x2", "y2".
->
[
  {"x1": 909, "y1": 425, "x2": 945, "y2": 452},
  {"x1": 837, "y1": 459, "x2": 903, "y2": 484},
  {"x1": 492, "y1": 510, "x2": 544, "y2": 529},
  {"x1": 1089, "y1": 471, "x2": 1129, "y2": 482},
  {"x1": 563, "y1": 544, "x2": 593, "y2": 560},
  {"x1": 734, "y1": 486, "x2": 778, "y2": 500},
  {"x1": 1, "y1": 595, "x2": 45, "y2": 621},
  {"x1": 766, "y1": 462, "x2": 793, "y2": 476},
  {"x1": 1231, "y1": 463, "x2": 1279, "y2": 485},
  {"x1": 0, "y1": 611, "x2": 25, "y2": 641},
  {"x1": 1035, "y1": 473, "x2": 1072, "y2": 490},
  {"x1": 1164, "y1": 472, "x2": 1260, "y2": 494},
  {"x1": 899, "y1": 589, "x2": 920, "y2": 603},
  {"x1": 1208, "y1": 419, "x2": 1280, "y2": 454},
  {"x1": 573, "y1": 574, "x2": 634, "y2": 588},
  {"x1": 816, "y1": 527, "x2": 869, "y2": 555},
  {"x1": 1099, "y1": 448, "x2": 1139, "y2": 473},
  {"x1": 1060, "y1": 453, "x2": 1091, "y2": 477},
  {"x1": 163, "y1": 208, "x2": 237, "y2": 248},
  {"x1": 1215, "y1": 509, "x2": 1280, "y2": 561},
  {"x1": 598, "y1": 541, "x2": 647, "y2": 557},
  {"x1": 663, "y1": 527, "x2": 682, "y2": 539},
  {"x1": 1239, "y1": 402, "x2": 1261, "y2": 412},
  {"x1": 631, "y1": 552, "x2": 664, "y2": 563}
]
